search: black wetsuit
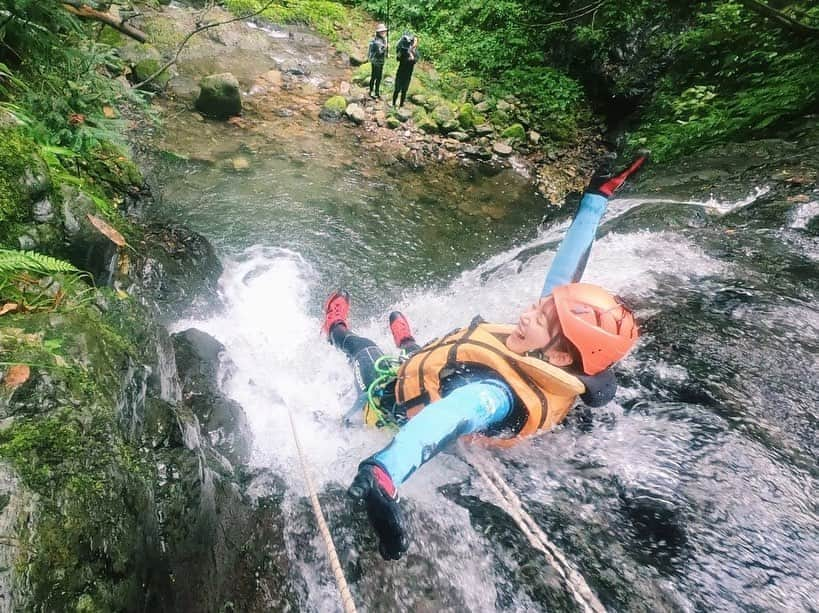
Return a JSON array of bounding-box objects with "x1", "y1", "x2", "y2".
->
[{"x1": 392, "y1": 47, "x2": 418, "y2": 107}]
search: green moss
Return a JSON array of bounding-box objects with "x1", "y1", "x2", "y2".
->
[
  {"x1": 133, "y1": 58, "x2": 169, "y2": 89},
  {"x1": 0, "y1": 129, "x2": 42, "y2": 242},
  {"x1": 224, "y1": 0, "x2": 363, "y2": 41},
  {"x1": 457, "y1": 103, "x2": 475, "y2": 130},
  {"x1": 323, "y1": 95, "x2": 348, "y2": 113},
  {"x1": 0, "y1": 301, "x2": 158, "y2": 610},
  {"x1": 97, "y1": 26, "x2": 124, "y2": 46},
  {"x1": 352, "y1": 63, "x2": 372, "y2": 86},
  {"x1": 501, "y1": 123, "x2": 526, "y2": 141}
]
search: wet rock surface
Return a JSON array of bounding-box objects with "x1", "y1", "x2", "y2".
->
[{"x1": 135, "y1": 3, "x2": 602, "y2": 205}]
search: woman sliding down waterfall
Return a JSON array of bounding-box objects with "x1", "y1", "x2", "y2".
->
[{"x1": 321, "y1": 154, "x2": 649, "y2": 560}]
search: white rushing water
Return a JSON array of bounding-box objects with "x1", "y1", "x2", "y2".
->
[
  {"x1": 170, "y1": 196, "x2": 738, "y2": 610},
  {"x1": 168, "y1": 196, "x2": 732, "y2": 609}
]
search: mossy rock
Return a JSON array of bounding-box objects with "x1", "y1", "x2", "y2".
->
[
  {"x1": 422, "y1": 95, "x2": 442, "y2": 112},
  {"x1": 416, "y1": 115, "x2": 439, "y2": 134},
  {"x1": 410, "y1": 93, "x2": 427, "y2": 107},
  {"x1": 85, "y1": 142, "x2": 143, "y2": 193},
  {"x1": 386, "y1": 116, "x2": 401, "y2": 129},
  {"x1": 463, "y1": 76, "x2": 481, "y2": 90},
  {"x1": 440, "y1": 119, "x2": 461, "y2": 133},
  {"x1": 491, "y1": 110, "x2": 510, "y2": 125},
  {"x1": 0, "y1": 129, "x2": 50, "y2": 246},
  {"x1": 195, "y1": 73, "x2": 242, "y2": 119},
  {"x1": 501, "y1": 123, "x2": 526, "y2": 141},
  {"x1": 98, "y1": 25, "x2": 124, "y2": 46},
  {"x1": 352, "y1": 63, "x2": 371, "y2": 86},
  {"x1": 320, "y1": 95, "x2": 348, "y2": 121},
  {"x1": 431, "y1": 104, "x2": 454, "y2": 125},
  {"x1": 457, "y1": 103, "x2": 476, "y2": 130},
  {"x1": 133, "y1": 59, "x2": 170, "y2": 91},
  {"x1": 407, "y1": 81, "x2": 426, "y2": 97}
]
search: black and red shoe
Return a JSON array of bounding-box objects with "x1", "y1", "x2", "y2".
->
[
  {"x1": 321, "y1": 289, "x2": 350, "y2": 337},
  {"x1": 388, "y1": 311, "x2": 415, "y2": 348},
  {"x1": 588, "y1": 149, "x2": 650, "y2": 197},
  {"x1": 348, "y1": 462, "x2": 408, "y2": 560}
]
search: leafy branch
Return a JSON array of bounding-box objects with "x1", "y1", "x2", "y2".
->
[{"x1": 737, "y1": 0, "x2": 819, "y2": 37}]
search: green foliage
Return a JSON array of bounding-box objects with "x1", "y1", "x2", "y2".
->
[
  {"x1": 0, "y1": 249, "x2": 78, "y2": 274},
  {"x1": 0, "y1": 128, "x2": 38, "y2": 234},
  {"x1": 629, "y1": 2, "x2": 819, "y2": 160},
  {"x1": 0, "y1": 0, "x2": 143, "y2": 156},
  {"x1": 0, "y1": 304, "x2": 155, "y2": 610},
  {"x1": 354, "y1": 0, "x2": 589, "y2": 139},
  {"x1": 225, "y1": 0, "x2": 359, "y2": 40},
  {"x1": 0, "y1": 249, "x2": 93, "y2": 313}
]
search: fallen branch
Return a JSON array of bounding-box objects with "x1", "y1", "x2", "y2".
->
[
  {"x1": 61, "y1": 0, "x2": 148, "y2": 43},
  {"x1": 134, "y1": 0, "x2": 277, "y2": 90}
]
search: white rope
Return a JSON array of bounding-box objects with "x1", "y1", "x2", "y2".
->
[
  {"x1": 287, "y1": 409, "x2": 358, "y2": 613},
  {"x1": 459, "y1": 442, "x2": 606, "y2": 613}
]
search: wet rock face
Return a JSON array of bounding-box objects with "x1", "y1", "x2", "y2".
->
[
  {"x1": 134, "y1": 223, "x2": 223, "y2": 318},
  {"x1": 172, "y1": 328, "x2": 252, "y2": 466}
]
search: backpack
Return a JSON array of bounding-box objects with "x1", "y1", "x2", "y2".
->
[
  {"x1": 369, "y1": 38, "x2": 387, "y2": 64},
  {"x1": 396, "y1": 33, "x2": 414, "y2": 62}
]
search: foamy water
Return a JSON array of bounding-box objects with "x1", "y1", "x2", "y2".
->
[{"x1": 168, "y1": 195, "x2": 747, "y2": 611}]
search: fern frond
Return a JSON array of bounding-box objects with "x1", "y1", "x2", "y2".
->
[{"x1": 0, "y1": 249, "x2": 79, "y2": 275}]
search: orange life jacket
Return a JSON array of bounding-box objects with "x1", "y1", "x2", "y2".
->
[{"x1": 394, "y1": 320, "x2": 586, "y2": 442}]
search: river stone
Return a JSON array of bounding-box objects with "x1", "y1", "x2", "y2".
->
[
  {"x1": 396, "y1": 108, "x2": 412, "y2": 123},
  {"x1": 474, "y1": 101, "x2": 491, "y2": 113},
  {"x1": 135, "y1": 224, "x2": 223, "y2": 315},
  {"x1": 281, "y1": 61, "x2": 307, "y2": 76},
  {"x1": 528, "y1": 130, "x2": 541, "y2": 145},
  {"x1": 431, "y1": 104, "x2": 453, "y2": 124},
  {"x1": 320, "y1": 95, "x2": 347, "y2": 121},
  {"x1": 386, "y1": 116, "x2": 401, "y2": 129},
  {"x1": 232, "y1": 156, "x2": 250, "y2": 172},
  {"x1": 345, "y1": 103, "x2": 366, "y2": 125},
  {"x1": 440, "y1": 119, "x2": 460, "y2": 133},
  {"x1": 416, "y1": 115, "x2": 439, "y2": 134},
  {"x1": 492, "y1": 141, "x2": 512, "y2": 157},
  {"x1": 410, "y1": 93, "x2": 427, "y2": 106},
  {"x1": 475, "y1": 124, "x2": 494, "y2": 136},
  {"x1": 471, "y1": 91, "x2": 485, "y2": 103},
  {"x1": 195, "y1": 73, "x2": 242, "y2": 120},
  {"x1": 449, "y1": 131, "x2": 470, "y2": 142}
]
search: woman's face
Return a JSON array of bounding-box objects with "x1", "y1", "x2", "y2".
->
[{"x1": 506, "y1": 296, "x2": 562, "y2": 355}]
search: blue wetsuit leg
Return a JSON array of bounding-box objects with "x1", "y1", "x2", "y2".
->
[
  {"x1": 372, "y1": 380, "x2": 513, "y2": 486},
  {"x1": 541, "y1": 192, "x2": 609, "y2": 297}
]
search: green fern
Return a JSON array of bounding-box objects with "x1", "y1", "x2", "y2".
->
[{"x1": 0, "y1": 249, "x2": 79, "y2": 275}]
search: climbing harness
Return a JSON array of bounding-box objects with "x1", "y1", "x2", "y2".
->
[
  {"x1": 363, "y1": 354, "x2": 402, "y2": 429},
  {"x1": 458, "y1": 442, "x2": 606, "y2": 613},
  {"x1": 286, "y1": 408, "x2": 358, "y2": 613}
]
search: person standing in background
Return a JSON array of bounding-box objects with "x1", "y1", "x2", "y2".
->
[
  {"x1": 392, "y1": 32, "x2": 419, "y2": 107},
  {"x1": 367, "y1": 23, "x2": 388, "y2": 100}
]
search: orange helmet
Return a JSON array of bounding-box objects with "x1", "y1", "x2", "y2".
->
[{"x1": 552, "y1": 283, "x2": 639, "y2": 375}]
